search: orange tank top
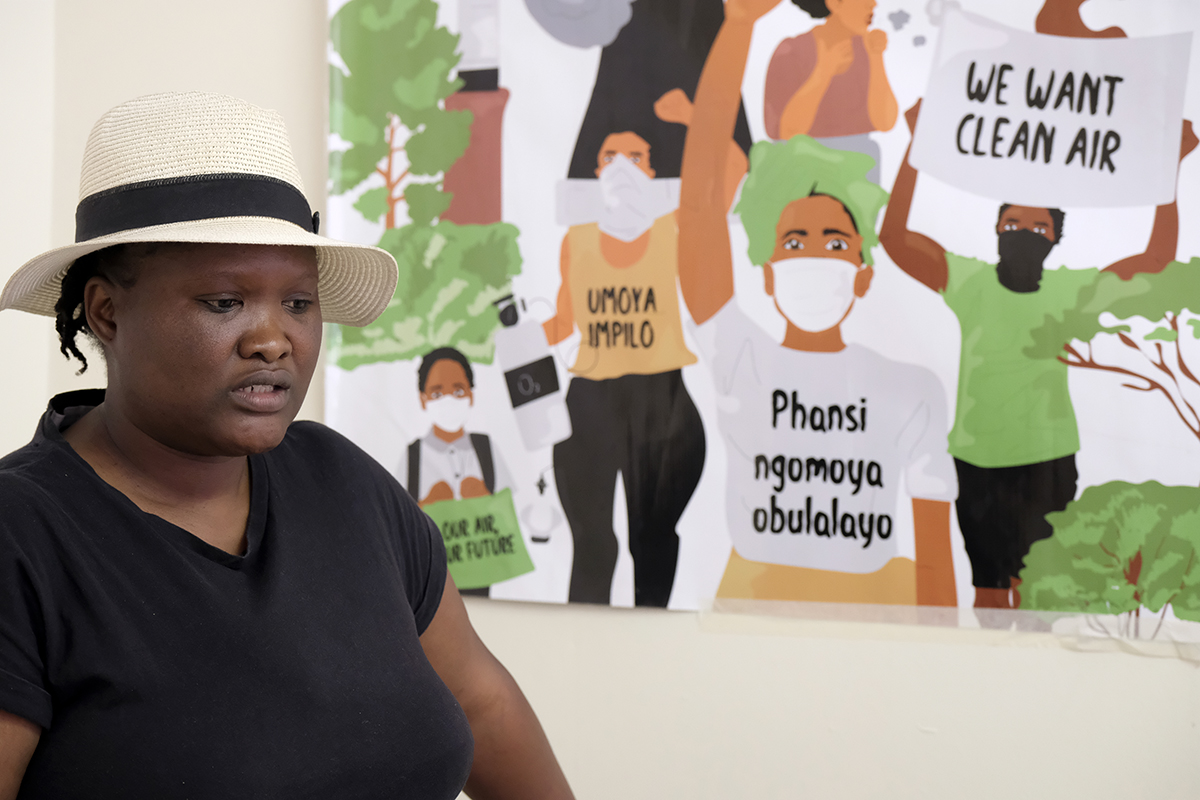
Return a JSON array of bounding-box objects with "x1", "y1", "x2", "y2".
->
[{"x1": 566, "y1": 215, "x2": 697, "y2": 380}]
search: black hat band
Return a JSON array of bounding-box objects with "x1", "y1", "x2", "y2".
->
[{"x1": 75, "y1": 173, "x2": 317, "y2": 242}]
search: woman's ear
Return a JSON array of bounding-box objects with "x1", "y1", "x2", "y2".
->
[
  {"x1": 82, "y1": 276, "x2": 119, "y2": 347},
  {"x1": 763, "y1": 262, "x2": 775, "y2": 296}
]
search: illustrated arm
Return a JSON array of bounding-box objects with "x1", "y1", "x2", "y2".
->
[
  {"x1": 864, "y1": 31, "x2": 898, "y2": 132},
  {"x1": 777, "y1": 36, "x2": 852, "y2": 139},
  {"x1": 912, "y1": 499, "x2": 957, "y2": 607},
  {"x1": 878, "y1": 101, "x2": 949, "y2": 292},
  {"x1": 1035, "y1": 0, "x2": 1126, "y2": 38},
  {"x1": 542, "y1": 236, "x2": 576, "y2": 345},
  {"x1": 678, "y1": 0, "x2": 781, "y2": 323},
  {"x1": 1105, "y1": 120, "x2": 1198, "y2": 279},
  {"x1": 653, "y1": 88, "x2": 749, "y2": 213},
  {"x1": 421, "y1": 577, "x2": 574, "y2": 800},
  {"x1": 420, "y1": 481, "x2": 456, "y2": 507},
  {"x1": 0, "y1": 710, "x2": 39, "y2": 800},
  {"x1": 723, "y1": 142, "x2": 749, "y2": 211}
]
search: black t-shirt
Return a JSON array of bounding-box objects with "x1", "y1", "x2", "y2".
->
[{"x1": 0, "y1": 391, "x2": 474, "y2": 799}]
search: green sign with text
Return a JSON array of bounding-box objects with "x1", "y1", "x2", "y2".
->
[{"x1": 424, "y1": 489, "x2": 535, "y2": 589}]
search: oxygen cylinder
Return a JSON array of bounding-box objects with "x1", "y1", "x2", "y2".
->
[{"x1": 492, "y1": 296, "x2": 572, "y2": 450}]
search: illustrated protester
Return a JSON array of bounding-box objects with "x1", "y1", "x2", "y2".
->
[{"x1": 674, "y1": 0, "x2": 959, "y2": 606}]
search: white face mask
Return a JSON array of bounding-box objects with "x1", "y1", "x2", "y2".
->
[
  {"x1": 597, "y1": 154, "x2": 660, "y2": 242},
  {"x1": 768, "y1": 256, "x2": 861, "y2": 333},
  {"x1": 426, "y1": 395, "x2": 472, "y2": 435}
]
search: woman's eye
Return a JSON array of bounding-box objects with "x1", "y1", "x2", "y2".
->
[
  {"x1": 825, "y1": 239, "x2": 848, "y2": 251},
  {"x1": 429, "y1": 391, "x2": 443, "y2": 400},
  {"x1": 784, "y1": 239, "x2": 803, "y2": 250},
  {"x1": 286, "y1": 298, "x2": 314, "y2": 313},
  {"x1": 452, "y1": 388, "x2": 466, "y2": 398},
  {"x1": 204, "y1": 298, "x2": 240, "y2": 312}
]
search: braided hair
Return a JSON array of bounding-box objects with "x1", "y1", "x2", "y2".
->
[{"x1": 53, "y1": 244, "x2": 142, "y2": 373}]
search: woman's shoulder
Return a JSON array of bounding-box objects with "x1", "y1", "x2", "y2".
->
[
  {"x1": 772, "y1": 29, "x2": 817, "y2": 59},
  {"x1": 0, "y1": 443, "x2": 75, "y2": 543},
  {"x1": 0, "y1": 433, "x2": 74, "y2": 501}
]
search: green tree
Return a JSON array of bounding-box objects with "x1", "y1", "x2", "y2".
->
[
  {"x1": 1022, "y1": 261, "x2": 1200, "y2": 632},
  {"x1": 329, "y1": 221, "x2": 521, "y2": 369},
  {"x1": 1027, "y1": 258, "x2": 1200, "y2": 443},
  {"x1": 1021, "y1": 482, "x2": 1200, "y2": 634},
  {"x1": 330, "y1": 0, "x2": 470, "y2": 228},
  {"x1": 329, "y1": 0, "x2": 522, "y2": 367}
]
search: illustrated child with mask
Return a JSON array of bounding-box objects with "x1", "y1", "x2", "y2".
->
[
  {"x1": 675, "y1": 0, "x2": 959, "y2": 607},
  {"x1": 405, "y1": 347, "x2": 513, "y2": 509},
  {"x1": 880, "y1": 101, "x2": 1197, "y2": 610},
  {"x1": 540, "y1": 105, "x2": 747, "y2": 608}
]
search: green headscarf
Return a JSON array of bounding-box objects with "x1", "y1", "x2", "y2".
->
[{"x1": 735, "y1": 136, "x2": 889, "y2": 266}]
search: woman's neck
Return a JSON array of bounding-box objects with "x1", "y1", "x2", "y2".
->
[
  {"x1": 781, "y1": 321, "x2": 846, "y2": 352},
  {"x1": 820, "y1": 15, "x2": 859, "y2": 43},
  {"x1": 63, "y1": 403, "x2": 252, "y2": 554},
  {"x1": 599, "y1": 227, "x2": 653, "y2": 268}
]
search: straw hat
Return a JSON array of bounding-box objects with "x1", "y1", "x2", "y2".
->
[{"x1": 0, "y1": 91, "x2": 398, "y2": 327}]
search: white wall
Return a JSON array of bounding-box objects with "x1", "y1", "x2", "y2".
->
[{"x1": 1, "y1": 2, "x2": 1198, "y2": 797}]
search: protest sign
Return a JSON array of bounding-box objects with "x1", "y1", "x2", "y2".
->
[
  {"x1": 423, "y1": 489, "x2": 535, "y2": 590},
  {"x1": 911, "y1": 10, "x2": 1191, "y2": 207}
]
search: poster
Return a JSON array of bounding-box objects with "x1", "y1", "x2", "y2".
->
[
  {"x1": 910, "y1": 10, "x2": 1190, "y2": 207},
  {"x1": 325, "y1": 0, "x2": 1200, "y2": 640}
]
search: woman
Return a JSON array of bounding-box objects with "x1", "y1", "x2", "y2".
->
[
  {"x1": 676, "y1": 0, "x2": 958, "y2": 609},
  {"x1": 0, "y1": 92, "x2": 573, "y2": 799},
  {"x1": 763, "y1": 0, "x2": 897, "y2": 182}
]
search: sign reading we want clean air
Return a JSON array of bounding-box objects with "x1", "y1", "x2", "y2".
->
[{"x1": 911, "y1": 10, "x2": 1191, "y2": 207}]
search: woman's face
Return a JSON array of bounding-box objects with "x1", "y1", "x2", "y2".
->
[
  {"x1": 769, "y1": 194, "x2": 864, "y2": 266},
  {"x1": 827, "y1": 0, "x2": 875, "y2": 34},
  {"x1": 91, "y1": 243, "x2": 321, "y2": 458}
]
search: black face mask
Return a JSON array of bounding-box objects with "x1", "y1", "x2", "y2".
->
[{"x1": 996, "y1": 229, "x2": 1055, "y2": 292}]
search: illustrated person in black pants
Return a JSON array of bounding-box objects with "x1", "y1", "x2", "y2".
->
[{"x1": 544, "y1": 93, "x2": 747, "y2": 606}]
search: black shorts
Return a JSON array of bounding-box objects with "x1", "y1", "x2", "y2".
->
[{"x1": 953, "y1": 455, "x2": 1078, "y2": 589}]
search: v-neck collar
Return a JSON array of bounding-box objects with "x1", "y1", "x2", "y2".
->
[{"x1": 40, "y1": 390, "x2": 269, "y2": 570}]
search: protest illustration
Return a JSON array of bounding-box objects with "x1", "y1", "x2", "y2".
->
[{"x1": 323, "y1": 0, "x2": 1200, "y2": 636}]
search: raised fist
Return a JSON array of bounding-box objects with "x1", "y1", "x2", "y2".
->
[
  {"x1": 865, "y1": 28, "x2": 888, "y2": 56},
  {"x1": 654, "y1": 88, "x2": 693, "y2": 126}
]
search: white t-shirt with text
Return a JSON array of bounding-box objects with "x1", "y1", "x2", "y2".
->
[{"x1": 699, "y1": 303, "x2": 957, "y2": 573}]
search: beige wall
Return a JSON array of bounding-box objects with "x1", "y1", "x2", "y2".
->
[
  {"x1": 1, "y1": 1, "x2": 1198, "y2": 797},
  {"x1": 0, "y1": 0, "x2": 55, "y2": 455}
]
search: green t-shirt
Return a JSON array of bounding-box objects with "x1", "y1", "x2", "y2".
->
[{"x1": 941, "y1": 253, "x2": 1100, "y2": 468}]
